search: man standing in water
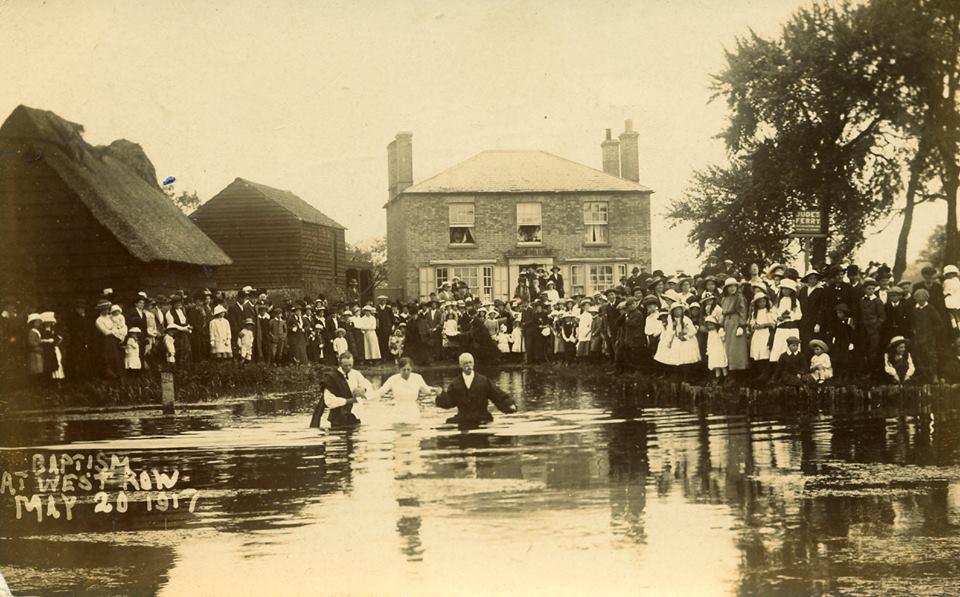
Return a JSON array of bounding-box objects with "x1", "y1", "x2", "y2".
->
[
  {"x1": 314, "y1": 351, "x2": 372, "y2": 427},
  {"x1": 436, "y1": 352, "x2": 517, "y2": 427}
]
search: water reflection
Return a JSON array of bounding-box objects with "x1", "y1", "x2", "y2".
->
[{"x1": 1, "y1": 370, "x2": 960, "y2": 595}]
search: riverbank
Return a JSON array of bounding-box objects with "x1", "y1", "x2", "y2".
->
[{"x1": 1, "y1": 359, "x2": 957, "y2": 414}]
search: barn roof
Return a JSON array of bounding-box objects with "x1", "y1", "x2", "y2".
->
[
  {"x1": 0, "y1": 105, "x2": 232, "y2": 266},
  {"x1": 218, "y1": 178, "x2": 347, "y2": 230},
  {"x1": 401, "y1": 150, "x2": 653, "y2": 195}
]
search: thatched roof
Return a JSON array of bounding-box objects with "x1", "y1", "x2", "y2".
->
[{"x1": 0, "y1": 105, "x2": 231, "y2": 266}]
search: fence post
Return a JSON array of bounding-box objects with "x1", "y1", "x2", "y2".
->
[{"x1": 161, "y1": 371, "x2": 175, "y2": 414}]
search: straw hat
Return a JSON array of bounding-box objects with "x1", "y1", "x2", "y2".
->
[
  {"x1": 213, "y1": 305, "x2": 227, "y2": 316},
  {"x1": 888, "y1": 336, "x2": 909, "y2": 350},
  {"x1": 779, "y1": 278, "x2": 798, "y2": 292},
  {"x1": 809, "y1": 339, "x2": 829, "y2": 353},
  {"x1": 26, "y1": 313, "x2": 41, "y2": 324},
  {"x1": 723, "y1": 277, "x2": 739, "y2": 289}
]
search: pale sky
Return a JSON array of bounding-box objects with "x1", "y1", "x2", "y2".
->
[{"x1": 0, "y1": 0, "x2": 941, "y2": 272}]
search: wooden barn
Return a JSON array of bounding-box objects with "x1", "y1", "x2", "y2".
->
[
  {"x1": 191, "y1": 178, "x2": 371, "y2": 300},
  {"x1": 0, "y1": 105, "x2": 232, "y2": 309}
]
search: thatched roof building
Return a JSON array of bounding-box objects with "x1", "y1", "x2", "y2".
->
[{"x1": 0, "y1": 105, "x2": 231, "y2": 307}]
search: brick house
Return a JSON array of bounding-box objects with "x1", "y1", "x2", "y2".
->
[{"x1": 384, "y1": 122, "x2": 654, "y2": 301}]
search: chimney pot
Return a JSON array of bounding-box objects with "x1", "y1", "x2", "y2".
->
[
  {"x1": 605, "y1": 128, "x2": 612, "y2": 140},
  {"x1": 624, "y1": 119, "x2": 634, "y2": 133}
]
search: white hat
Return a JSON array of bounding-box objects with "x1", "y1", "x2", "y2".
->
[
  {"x1": 40, "y1": 311, "x2": 56, "y2": 323},
  {"x1": 944, "y1": 264, "x2": 960, "y2": 276},
  {"x1": 128, "y1": 326, "x2": 141, "y2": 333},
  {"x1": 779, "y1": 278, "x2": 798, "y2": 292},
  {"x1": 110, "y1": 304, "x2": 122, "y2": 313},
  {"x1": 213, "y1": 305, "x2": 227, "y2": 316},
  {"x1": 26, "y1": 313, "x2": 41, "y2": 324},
  {"x1": 102, "y1": 288, "x2": 113, "y2": 295},
  {"x1": 242, "y1": 285, "x2": 254, "y2": 293},
  {"x1": 137, "y1": 291, "x2": 148, "y2": 300},
  {"x1": 723, "y1": 277, "x2": 739, "y2": 289}
]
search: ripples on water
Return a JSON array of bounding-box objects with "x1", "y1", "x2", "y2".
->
[{"x1": 1, "y1": 369, "x2": 960, "y2": 596}]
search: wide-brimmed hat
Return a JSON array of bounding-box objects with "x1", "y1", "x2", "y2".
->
[
  {"x1": 888, "y1": 335, "x2": 909, "y2": 350},
  {"x1": 377, "y1": 295, "x2": 389, "y2": 300},
  {"x1": 809, "y1": 339, "x2": 829, "y2": 353},
  {"x1": 551, "y1": 265, "x2": 561, "y2": 272},
  {"x1": 723, "y1": 277, "x2": 739, "y2": 289},
  {"x1": 766, "y1": 263, "x2": 785, "y2": 276},
  {"x1": 95, "y1": 299, "x2": 111, "y2": 310},
  {"x1": 128, "y1": 326, "x2": 141, "y2": 334},
  {"x1": 362, "y1": 305, "x2": 376, "y2": 312},
  {"x1": 241, "y1": 285, "x2": 254, "y2": 293},
  {"x1": 801, "y1": 270, "x2": 821, "y2": 282},
  {"x1": 779, "y1": 278, "x2": 798, "y2": 292},
  {"x1": 751, "y1": 293, "x2": 769, "y2": 305},
  {"x1": 687, "y1": 301, "x2": 701, "y2": 310},
  {"x1": 39, "y1": 311, "x2": 56, "y2": 324},
  {"x1": 213, "y1": 305, "x2": 227, "y2": 316},
  {"x1": 699, "y1": 291, "x2": 716, "y2": 303},
  {"x1": 243, "y1": 318, "x2": 254, "y2": 325},
  {"x1": 110, "y1": 304, "x2": 122, "y2": 313},
  {"x1": 944, "y1": 264, "x2": 959, "y2": 277}
]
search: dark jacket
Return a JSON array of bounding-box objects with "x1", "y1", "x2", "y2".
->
[
  {"x1": 620, "y1": 309, "x2": 646, "y2": 348},
  {"x1": 775, "y1": 350, "x2": 806, "y2": 384},
  {"x1": 436, "y1": 372, "x2": 516, "y2": 427},
  {"x1": 321, "y1": 368, "x2": 359, "y2": 427},
  {"x1": 883, "y1": 299, "x2": 912, "y2": 343}
]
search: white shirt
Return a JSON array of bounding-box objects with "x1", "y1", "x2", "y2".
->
[
  {"x1": 323, "y1": 367, "x2": 372, "y2": 409},
  {"x1": 462, "y1": 371, "x2": 475, "y2": 389},
  {"x1": 372, "y1": 372, "x2": 432, "y2": 423}
]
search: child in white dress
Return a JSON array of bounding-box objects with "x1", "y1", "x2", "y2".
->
[
  {"x1": 332, "y1": 328, "x2": 349, "y2": 357},
  {"x1": 750, "y1": 295, "x2": 775, "y2": 361},
  {"x1": 704, "y1": 312, "x2": 727, "y2": 382},
  {"x1": 124, "y1": 327, "x2": 142, "y2": 371},
  {"x1": 496, "y1": 324, "x2": 512, "y2": 353},
  {"x1": 237, "y1": 319, "x2": 255, "y2": 363},
  {"x1": 655, "y1": 304, "x2": 701, "y2": 370}
]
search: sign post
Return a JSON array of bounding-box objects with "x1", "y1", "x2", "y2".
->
[{"x1": 789, "y1": 210, "x2": 826, "y2": 273}]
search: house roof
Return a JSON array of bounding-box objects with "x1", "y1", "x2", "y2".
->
[
  {"x1": 0, "y1": 105, "x2": 231, "y2": 266},
  {"x1": 229, "y1": 178, "x2": 346, "y2": 230},
  {"x1": 400, "y1": 150, "x2": 653, "y2": 195}
]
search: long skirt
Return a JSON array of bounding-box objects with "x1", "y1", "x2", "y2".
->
[
  {"x1": 750, "y1": 328, "x2": 771, "y2": 361},
  {"x1": 363, "y1": 330, "x2": 381, "y2": 360},
  {"x1": 723, "y1": 315, "x2": 749, "y2": 370}
]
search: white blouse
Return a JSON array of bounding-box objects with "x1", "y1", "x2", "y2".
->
[{"x1": 372, "y1": 372, "x2": 432, "y2": 422}]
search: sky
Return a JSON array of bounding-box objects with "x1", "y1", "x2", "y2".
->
[{"x1": 0, "y1": 0, "x2": 942, "y2": 272}]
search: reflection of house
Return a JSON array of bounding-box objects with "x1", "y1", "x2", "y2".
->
[
  {"x1": 384, "y1": 123, "x2": 654, "y2": 301},
  {"x1": 0, "y1": 105, "x2": 231, "y2": 307},
  {"x1": 192, "y1": 178, "x2": 370, "y2": 300}
]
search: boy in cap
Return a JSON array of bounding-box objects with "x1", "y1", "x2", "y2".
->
[{"x1": 773, "y1": 335, "x2": 805, "y2": 387}]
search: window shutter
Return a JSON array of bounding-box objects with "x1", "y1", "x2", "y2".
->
[
  {"x1": 494, "y1": 265, "x2": 508, "y2": 300},
  {"x1": 419, "y1": 267, "x2": 435, "y2": 300}
]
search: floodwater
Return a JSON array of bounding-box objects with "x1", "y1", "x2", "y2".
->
[{"x1": 1, "y1": 370, "x2": 960, "y2": 596}]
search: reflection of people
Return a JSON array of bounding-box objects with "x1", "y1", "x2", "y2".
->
[
  {"x1": 436, "y1": 352, "x2": 517, "y2": 427},
  {"x1": 316, "y1": 351, "x2": 372, "y2": 427},
  {"x1": 371, "y1": 357, "x2": 440, "y2": 424}
]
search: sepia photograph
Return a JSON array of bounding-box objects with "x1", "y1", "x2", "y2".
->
[{"x1": 1, "y1": 0, "x2": 959, "y2": 595}]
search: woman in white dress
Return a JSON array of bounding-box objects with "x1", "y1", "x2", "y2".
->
[
  {"x1": 370, "y1": 357, "x2": 441, "y2": 424},
  {"x1": 655, "y1": 303, "x2": 701, "y2": 367},
  {"x1": 358, "y1": 306, "x2": 382, "y2": 361}
]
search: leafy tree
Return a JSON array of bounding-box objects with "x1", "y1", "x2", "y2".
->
[
  {"x1": 917, "y1": 224, "x2": 946, "y2": 269},
  {"x1": 346, "y1": 237, "x2": 388, "y2": 290},
  {"x1": 669, "y1": 2, "x2": 917, "y2": 270},
  {"x1": 162, "y1": 185, "x2": 201, "y2": 215}
]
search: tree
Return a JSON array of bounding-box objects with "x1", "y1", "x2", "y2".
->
[
  {"x1": 917, "y1": 224, "x2": 946, "y2": 269},
  {"x1": 346, "y1": 237, "x2": 388, "y2": 290},
  {"x1": 669, "y1": 2, "x2": 912, "y2": 270},
  {"x1": 162, "y1": 185, "x2": 200, "y2": 215}
]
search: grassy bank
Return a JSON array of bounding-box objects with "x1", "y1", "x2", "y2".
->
[{"x1": 2, "y1": 359, "x2": 956, "y2": 414}]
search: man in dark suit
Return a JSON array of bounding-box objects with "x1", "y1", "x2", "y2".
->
[
  {"x1": 883, "y1": 286, "x2": 912, "y2": 346},
  {"x1": 311, "y1": 351, "x2": 371, "y2": 427},
  {"x1": 436, "y1": 352, "x2": 517, "y2": 427},
  {"x1": 424, "y1": 300, "x2": 443, "y2": 360},
  {"x1": 546, "y1": 265, "x2": 565, "y2": 299},
  {"x1": 616, "y1": 297, "x2": 646, "y2": 373},
  {"x1": 376, "y1": 295, "x2": 395, "y2": 358}
]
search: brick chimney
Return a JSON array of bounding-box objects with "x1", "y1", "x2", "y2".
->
[
  {"x1": 619, "y1": 119, "x2": 639, "y2": 182},
  {"x1": 387, "y1": 131, "x2": 414, "y2": 200},
  {"x1": 601, "y1": 128, "x2": 620, "y2": 177}
]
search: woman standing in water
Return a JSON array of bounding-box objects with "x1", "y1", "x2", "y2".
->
[{"x1": 371, "y1": 357, "x2": 441, "y2": 424}]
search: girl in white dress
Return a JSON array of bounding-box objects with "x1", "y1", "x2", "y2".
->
[
  {"x1": 655, "y1": 304, "x2": 701, "y2": 368},
  {"x1": 704, "y1": 312, "x2": 727, "y2": 381},
  {"x1": 371, "y1": 357, "x2": 440, "y2": 424},
  {"x1": 769, "y1": 278, "x2": 803, "y2": 363},
  {"x1": 749, "y1": 294, "x2": 775, "y2": 361}
]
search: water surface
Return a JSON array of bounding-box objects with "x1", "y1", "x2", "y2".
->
[{"x1": 2, "y1": 369, "x2": 960, "y2": 596}]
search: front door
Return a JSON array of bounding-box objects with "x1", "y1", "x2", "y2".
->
[{"x1": 508, "y1": 258, "x2": 553, "y2": 299}]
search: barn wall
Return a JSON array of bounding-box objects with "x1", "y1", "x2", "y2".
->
[{"x1": 191, "y1": 185, "x2": 303, "y2": 291}]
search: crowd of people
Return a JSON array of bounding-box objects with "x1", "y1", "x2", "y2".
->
[{"x1": 3, "y1": 256, "x2": 960, "y2": 391}]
